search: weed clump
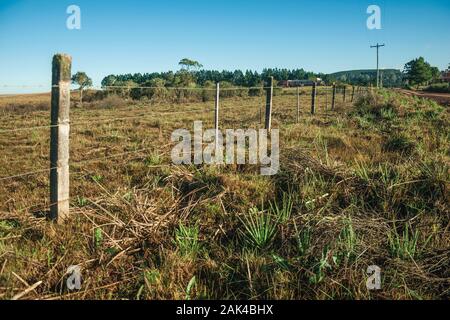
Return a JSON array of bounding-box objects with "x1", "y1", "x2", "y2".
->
[
  {"x1": 383, "y1": 134, "x2": 415, "y2": 155},
  {"x1": 240, "y1": 207, "x2": 278, "y2": 250}
]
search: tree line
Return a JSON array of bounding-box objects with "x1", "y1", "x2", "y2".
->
[
  {"x1": 70, "y1": 57, "x2": 447, "y2": 105},
  {"x1": 328, "y1": 69, "x2": 404, "y2": 87},
  {"x1": 99, "y1": 57, "x2": 443, "y2": 89},
  {"x1": 101, "y1": 68, "x2": 325, "y2": 88}
]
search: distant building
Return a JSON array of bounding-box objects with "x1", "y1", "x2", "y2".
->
[
  {"x1": 441, "y1": 70, "x2": 450, "y2": 83},
  {"x1": 278, "y1": 79, "x2": 324, "y2": 87}
]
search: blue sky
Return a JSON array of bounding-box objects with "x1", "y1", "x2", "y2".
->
[{"x1": 0, "y1": 0, "x2": 449, "y2": 93}]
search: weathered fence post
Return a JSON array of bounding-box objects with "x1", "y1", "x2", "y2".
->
[
  {"x1": 50, "y1": 54, "x2": 72, "y2": 222},
  {"x1": 343, "y1": 85, "x2": 347, "y2": 103},
  {"x1": 331, "y1": 83, "x2": 336, "y2": 110},
  {"x1": 214, "y1": 82, "x2": 220, "y2": 152},
  {"x1": 325, "y1": 86, "x2": 328, "y2": 111},
  {"x1": 265, "y1": 76, "x2": 274, "y2": 131},
  {"x1": 311, "y1": 82, "x2": 316, "y2": 115},
  {"x1": 296, "y1": 86, "x2": 300, "y2": 123},
  {"x1": 351, "y1": 86, "x2": 355, "y2": 102},
  {"x1": 259, "y1": 104, "x2": 262, "y2": 126}
]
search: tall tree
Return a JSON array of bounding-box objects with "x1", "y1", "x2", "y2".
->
[
  {"x1": 403, "y1": 57, "x2": 434, "y2": 88},
  {"x1": 71, "y1": 72, "x2": 93, "y2": 106},
  {"x1": 178, "y1": 58, "x2": 203, "y2": 71}
]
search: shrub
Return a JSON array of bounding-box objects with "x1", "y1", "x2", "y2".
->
[
  {"x1": 424, "y1": 83, "x2": 450, "y2": 94},
  {"x1": 129, "y1": 78, "x2": 168, "y2": 101},
  {"x1": 219, "y1": 81, "x2": 248, "y2": 98},
  {"x1": 92, "y1": 94, "x2": 127, "y2": 109},
  {"x1": 248, "y1": 87, "x2": 264, "y2": 96},
  {"x1": 354, "y1": 92, "x2": 386, "y2": 118},
  {"x1": 383, "y1": 134, "x2": 415, "y2": 155},
  {"x1": 201, "y1": 80, "x2": 216, "y2": 102}
]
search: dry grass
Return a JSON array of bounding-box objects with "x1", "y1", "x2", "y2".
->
[{"x1": 0, "y1": 87, "x2": 448, "y2": 300}]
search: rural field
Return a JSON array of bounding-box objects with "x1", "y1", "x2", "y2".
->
[{"x1": 0, "y1": 87, "x2": 448, "y2": 300}]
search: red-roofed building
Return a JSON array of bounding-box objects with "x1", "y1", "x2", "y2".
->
[{"x1": 442, "y1": 70, "x2": 450, "y2": 83}]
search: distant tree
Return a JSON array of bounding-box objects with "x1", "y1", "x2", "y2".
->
[
  {"x1": 179, "y1": 58, "x2": 203, "y2": 71},
  {"x1": 71, "y1": 72, "x2": 93, "y2": 106},
  {"x1": 430, "y1": 66, "x2": 441, "y2": 82},
  {"x1": 101, "y1": 75, "x2": 117, "y2": 87},
  {"x1": 403, "y1": 57, "x2": 434, "y2": 88},
  {"x1": 174, "y1": 70, "x2": 196, "y2": 87},
  {"x1": 131, "y1": 78, "x2": 167, "y2": 100},
  {"x1": 232, "y1": 70, "x2": 245, "y2": 86}
]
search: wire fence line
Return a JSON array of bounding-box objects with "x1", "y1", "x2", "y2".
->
[
  {"x1": 0, "y1": 102, "x2": 268, "y2": 174},
  {"x1": 1, "y1": 63, "x2": 370, "y2": 219},
  {"x1": 0, "y1": 85, "x2": 49, "y2": 88},
  {"x1": 0, "y1": 101, "x2": 268, "y2": 174},
  {"x1": 1, "y1": 150, "x2": 175, "y2": 214},
  {"x1": 0, "y1": 133, "x2": 179, "y2": 182},
  {"x1": 1, "y1": 103, "x2": 279, "y2": 181},
  {"x1": 0, "y1": 84, "x2": 273, "y2": 92},
  {"x1": 1, "y1": 84, "x2": 328, "y2": 91},
  {"x1": 0, "y1": 105, "x2": 341, "y2": 182},
  {"x1": 0, "y1": 87, "x2": 366, "y2": 139},
  {"x1": 0, "y1": 104, "x2": 260, "y2": 134},
  {"x1": 0, "y1": 85, "x2": 365, "y2": 145},
  {"x1": 0, "y1": 108, "x2": 202, "y2": 132},
  {"x1": 6, "y1": 161, "x2": 173, "y2": 215},
  {"x1": 0, "y1": 146, "x2": 166, "y2": 182}
]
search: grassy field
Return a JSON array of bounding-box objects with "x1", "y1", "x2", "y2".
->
[{"x1": 0, "y1": 87, "x2": 448, "y2": 300}]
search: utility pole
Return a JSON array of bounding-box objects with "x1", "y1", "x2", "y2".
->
[{"x1": 370, "y1": 43, "x2": 385, "y2": 88}]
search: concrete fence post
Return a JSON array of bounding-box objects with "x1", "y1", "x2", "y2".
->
[
  {"x1": 296, "y1": 86, "x2": 300, "y2": 123},
  {"x1": 50, "y1": 54, "x2": 72, "y2": 223},
  {"x1": 311, "y1": 82, "x2": 317, "y2": 115},
  {"x1": 265, "y1": 76, "x2": 274, "y2": 131},
  {"x1": 331, "y1": 83, "x2": 336, "y2": 111},
  {"x1": 214, "y1": 82, "x2": 220, "y2": 152}
]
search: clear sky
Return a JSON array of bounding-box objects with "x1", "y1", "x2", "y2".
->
[{"x1": 0, "y1": 0, "x2": 449, "y2": 93}]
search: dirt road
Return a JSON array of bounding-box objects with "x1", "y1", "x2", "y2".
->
[{"x1": 398, "y1": 89, "x2": 450, "y2": 106}]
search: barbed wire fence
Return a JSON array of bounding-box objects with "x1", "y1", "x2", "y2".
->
[{"x1": 0, "y1": 54, "x2": 371, "y2": 222}]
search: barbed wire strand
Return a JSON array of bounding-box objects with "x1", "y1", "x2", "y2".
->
[
  {"x1": 0, "y1": 86, "x2": 370, "y2": 209},
  {"x1": 3, "y1": 84, "x2": 335, "y2": 91},
  {"x1": 0, "y1": 103, "x2": 264, "y2": 133},
  {"x1": 0, "y1": 124, "x2": 59, "y2": 134},
  {"x1": 1, "y1": 84, "x2": 364, "y2": 92},
  {"x1": 0, "y1": 149, "x2": 154, "y2": 182},
  {"x1": 0, "y1": 167, "x2": 57, "y2": 182}
]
